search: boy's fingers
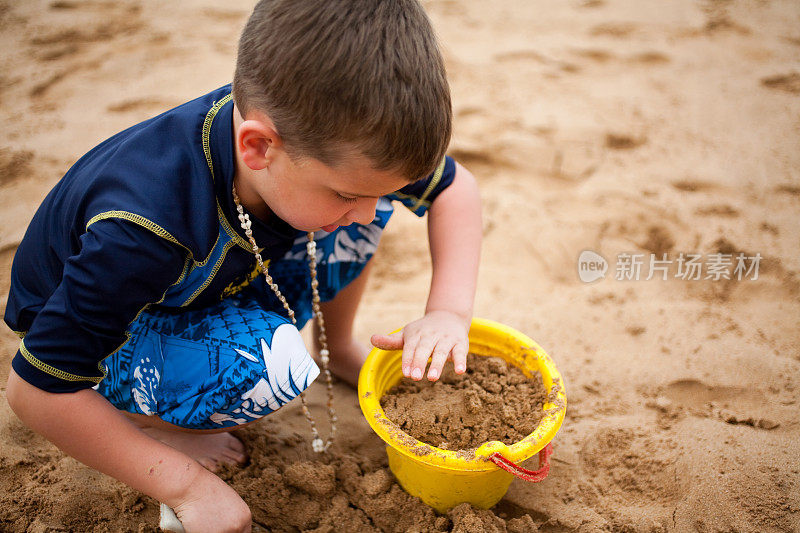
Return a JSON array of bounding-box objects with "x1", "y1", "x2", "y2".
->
[
  {"x1": 410, "y1": 337, "x2": 436, "y2": 380},
  {"x1": 401, "y1": 335, "x2": 420, "y2": 378},
  {"x1": 370, "y1": 332, "x2": 404, "y2": 350},
  {"x1": 452, "y1": 341, "x2": 468, "y2": 374},
  {"x1": 427, "y1": 342, "x2": 452, "y2": 381}
]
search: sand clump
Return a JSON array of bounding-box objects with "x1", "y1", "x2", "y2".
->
[
  {"x1": 219, "y1": 425, "x2": 542, "y2": 533},
  {"x1": 380, "y1": 355, "x2": 548, "y2": 451},
  {"x1": 0, "y1": 408, "x2": 544, "y2": 532}
]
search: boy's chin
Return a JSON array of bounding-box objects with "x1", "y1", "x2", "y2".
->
[
  {"x1": 287, "y1": 220, "x2": 346, "y2": 233},
  {"x1": 288, "y1": 222, "x2": 337, "y2": 233}
]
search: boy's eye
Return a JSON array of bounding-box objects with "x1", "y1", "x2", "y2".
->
[{"x1": 335, "y1": 192, "x2": 359, "y2": 204}]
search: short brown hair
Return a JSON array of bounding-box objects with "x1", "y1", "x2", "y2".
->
[{"x1": 232, "y1": 0, "x2": 451, "y2": 181}]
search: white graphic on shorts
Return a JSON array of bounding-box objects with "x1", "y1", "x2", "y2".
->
[
  {"x1": 132, "y1": 357, "x2": 159, "y2": 416},
  {"x1": 209, "y1": 324, "x2": 320, "y2": 426}
]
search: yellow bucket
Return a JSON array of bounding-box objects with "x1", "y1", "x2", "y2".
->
[{"x1": 358, "y1": 318, "x2": 567, "y2": 513}]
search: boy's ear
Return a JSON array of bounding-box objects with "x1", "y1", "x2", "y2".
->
[{"x1": 237, "y1": 117, "x2": 283, "y2": 171}]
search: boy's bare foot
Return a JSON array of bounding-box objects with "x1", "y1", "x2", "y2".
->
[
  {"x1": 141, "y1": 427, "x2": 248, "y2": 472},
  {"x1": 322, "y1": 338, "x2": 369, "y2": 387}
]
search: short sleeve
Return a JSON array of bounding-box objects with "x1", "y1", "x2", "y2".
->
[
  {"x1": 11, "y1": 218, "x2": 186, "y2": 393},
  {"x1": 385, "y1": 155, "x2": 456, "y2": 217}
]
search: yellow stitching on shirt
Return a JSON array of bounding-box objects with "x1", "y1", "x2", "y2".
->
[
  {"x1": 85, "y1": 211, "x2": 219, "y2": 268},
  {"x1": 13, "y1": 330, "x2": 26, "y2": 339},
  {"x1": 171, "y1": 255, "x2": 192, "y2": 288},
  {"x1": 201, "y1": 94, "x2": 233, "y2": 181},
  {"x1": 217, "y1": 203, "x2": 251, "y2": 252},
  {"x1": 86, "y1": 211, "x2": 181, "y2": 246},
  {"x1": 19, "y1": 339, "x2": 105, "y2": 383},
  {"x1": 412, "y1": 156, "x2": 447, "y2": 211},
  {"x1": 181, "y1": 239, "x2": 237, "y2": 306},
  {"x1": 91, "y1": 93, "x2": 242, "y2": 312},
  {"x1": 166, "y1": 91, "x2": 252, "y2": 304},
  {"x1": 200, "y1": 93, "x2": 252, "y2": 253},
  {"x1": 391, "y1": 191, "x2": 431, "y2": 209}
]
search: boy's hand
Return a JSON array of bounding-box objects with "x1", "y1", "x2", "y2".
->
[
  {"x1": 370, "y1": 161, "x2": 480, "y2": 383},
  {"x1": 171, "y1": 468, "x2": 252, "y2": 533},
  {"x1": 371, "y1": 310, "x2": 469, "y2": 381}
]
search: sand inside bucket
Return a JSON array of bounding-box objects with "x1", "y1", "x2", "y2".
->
[{"x1": 380, "y1": 354, "x2": 550, "y2": 452}]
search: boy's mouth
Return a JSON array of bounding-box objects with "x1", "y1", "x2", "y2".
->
[{"x1": 321, "y1": 224, "x2": 339, "y2": 232}]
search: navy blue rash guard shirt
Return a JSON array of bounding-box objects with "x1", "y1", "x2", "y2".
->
[{"x1": 4, "y1": 85, "x2": 456, "y2": 393}]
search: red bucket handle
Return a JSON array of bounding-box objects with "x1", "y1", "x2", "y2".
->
[{"x1": 488, "y1": 443, "x2": 553, "y2": 482}]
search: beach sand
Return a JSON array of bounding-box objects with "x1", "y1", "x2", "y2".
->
[{"x1": 1, "y1": 0, "x2": 799, "y2": 531}]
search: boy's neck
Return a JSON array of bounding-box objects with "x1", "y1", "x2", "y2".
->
[{"x1": 232, "y1": 104, "x2": 271, "y2": 221}]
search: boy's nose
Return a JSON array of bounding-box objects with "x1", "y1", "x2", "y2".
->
[{"x1": 347, "y1": 197, "x2": 379, "y2": 225}]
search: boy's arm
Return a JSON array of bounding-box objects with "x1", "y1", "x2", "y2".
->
[
  {"x1": 5, "y1": 369, "x2": 252, "y2": 533},
  {"x1": 372, "y1": 162, "x2": 481, "y2": 380},
  {"x1": 8, "y1": 218, "x2": 252, "y2": 531}
]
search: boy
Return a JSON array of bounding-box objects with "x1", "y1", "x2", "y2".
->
[{"x1": 4, "y1": 0, "x2": 481, "y2": 531}]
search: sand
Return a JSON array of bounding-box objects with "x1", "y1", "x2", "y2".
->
[
  {"x1": 1, "y1": 0, "x2": 799, "y2": 531},
  {"x1": 381, "y1": 355, "x2": 549, "y2": 450}
]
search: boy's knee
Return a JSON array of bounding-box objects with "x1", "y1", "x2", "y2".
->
[
  {"x1": 5, "y1": 370, "x2": 23, "y2": 415},
  {"x1": 6, "y1": 368, "x2": 44, "y2": 419}
]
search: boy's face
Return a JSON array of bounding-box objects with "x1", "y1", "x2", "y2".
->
[{"x1": 249, "y1": 149, "x2": 410, "y2": 232}]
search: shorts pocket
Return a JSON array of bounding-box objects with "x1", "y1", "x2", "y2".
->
[{"x1": 125, "y1": 328, "x2": 165, "y2": 417}]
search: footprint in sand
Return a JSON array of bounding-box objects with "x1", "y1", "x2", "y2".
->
[
  {"x1": 447, "y1": 146, "x2": 498, "y2": 169},
  {"x1": 775, "y1": 184, "x2": 800, "y2": 196},
  {"x1": 701, "y1": 2, "x2": 750, "y2": 35},
  {"x1": 569, "y1": 48, "x2": 670, "y2": 69},
  {"x1": 32, "y1": 5, "x2": 142, "y2": 47},
  {"x1": 579, "y1": 426, "x2": 682, "y2": 512},
  {"x1": 760, "y1": 73, "x2": 800, "y2": 95},
  {"x1": 639, "y1": 225, "x2": 675, "y2": 255},
  {"x1": 596, "y1": 204, "x2": 684, "y2": 256},
  {"x1": 570, "y1": 48, "x2": 614, "y2": 63},
  {"x1": 200, "y1": 7, "x2": 248, "y2": 21},
  {"x1": 694, "y1": 204, "x2": 739, "y2": 218},
  {"x1": 27, "y1": 1, "x2": 144, "y2": 98},
  {"x1": 670, "y1": 179, "x2": 719, "y2": 193},
  {"x1": 604, "y1": 132, "x2": 646, "y2": 150},
  {"x1": 589, "y1": 22, "x2": 637, "y2": 38},
  {"x1": 493, "y1": 49, "x2": 548, "y2": 64},
  {"x1": 493, "y1": 49, "x2": 578, "y2": 75},
  {"x1": 657, "y1": 379, "x2": 781, "y2": 430},
  {"x1": 0, "y1": 149, "x2": 33, "y2": 187},
  {"x1": 107, "y1": 97, "x2": 179, "y2": 114},
  {"x1": 628, "y1": 51, "x2": 670, "y2": 65}
]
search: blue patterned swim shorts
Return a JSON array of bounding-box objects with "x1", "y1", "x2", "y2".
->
[
  {"x1": 96, "y1": 202, "x2": 393, "y2": 429},
  {"x1": 96, "y1": 293, "x2": 319, "y2": 429}
]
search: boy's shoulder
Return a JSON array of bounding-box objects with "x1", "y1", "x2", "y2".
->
[{"x1": 53, "y1": 85, "x2": 236, "y2": 259}]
